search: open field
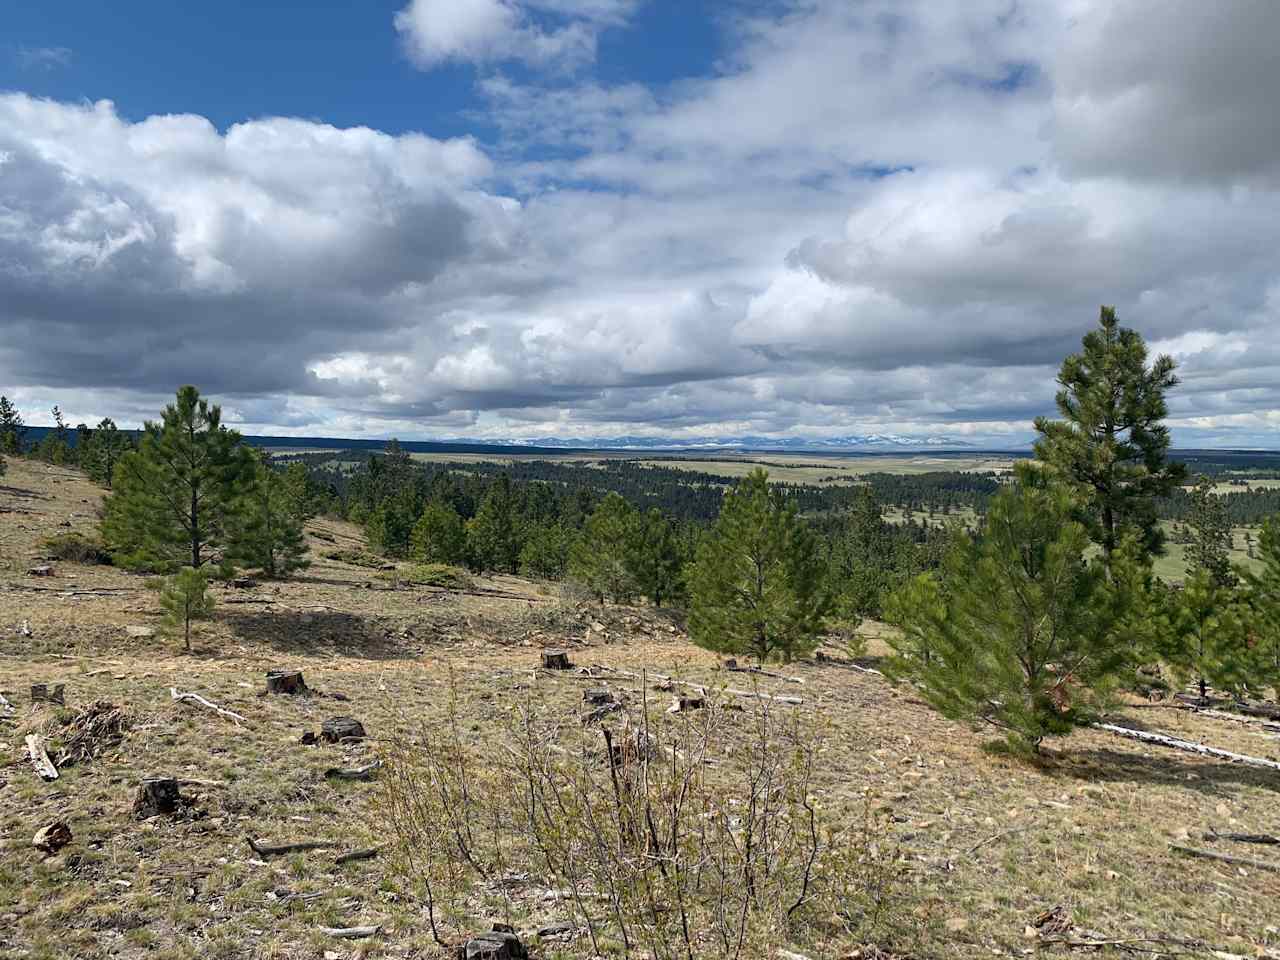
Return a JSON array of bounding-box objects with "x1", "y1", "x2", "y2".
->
[{"x1": 4, "y1": 458, "x2": 1280, "y2": 959}]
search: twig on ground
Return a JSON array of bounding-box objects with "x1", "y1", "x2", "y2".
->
[
  {"x1": 1170, "y1": 843, "x2": 1280, "y2": 873},
  {"x1": 170, "y1": 687, "x2": 248, "y2": 724}
]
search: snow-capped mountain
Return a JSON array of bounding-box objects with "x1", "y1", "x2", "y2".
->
[{"x1": 441, "y1": 434, "x2": 972, "y2": 451}]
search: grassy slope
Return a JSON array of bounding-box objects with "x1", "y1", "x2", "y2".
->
[{"x1": 2, "y1": 459, "x2": 1279, "y2": 959}]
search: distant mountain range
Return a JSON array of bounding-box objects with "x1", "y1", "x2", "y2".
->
[{"x1": 436, "y1": 433, "x2": 973, "y2": 451}]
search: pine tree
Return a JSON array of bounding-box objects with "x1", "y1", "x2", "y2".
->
[
  {"x1": 624, "y1": 508, "x2": 685, "y2": 607},
  {"x1": 154, "y1": 566, "x2": 216, "y2": 652},
  {"x1": 81, "y1": 418, "x2": 133, "y2": 488},
  {"x1": 467, "y1": 476, "x2": 522, "y2": 573},
  {"x1": 568, "y1": 492, "x2": 637, "y2": 602},
  {"x1": 1186, "y1": 476, "x2": 1235, "y2": 587},
  {"x1": 0, "y1": 396, "x2": 26, "y2": 455},
  {"x1": 35, "y1": 406, "x2": 72, "y2": 465},
  {"x1": 1034, "y1": 306, "x2": 1186, "y2": 564},
  {"x1": 100, "y1": 386, "x2": 255, "y2": 572},
  {"x1": 1242, "y1": 515, "x2": 1280, "y2": 700},
  {"x1": 519, "y1": 521, "x2": 572, "y2": 580},
  {"x1": 412, "y1": 501, "x2": 469, "y2": 566},
  {"x1": 687, "y1": 469, "x2": 829, "y2": 664},
  {"x1": 884, "y1": 466, "x2": 1132, "y2": 754},
  {"x1": 1159, "y1": 568, "x2": 1249, "y2": 701},
  {"x1": 229, "y1": 454, "x2": 311, "y2": 578},
  {"x1": 281, "y1": 461, "x2": 316, "y2": 522}
]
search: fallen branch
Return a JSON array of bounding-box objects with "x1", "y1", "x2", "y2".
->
[
  {"x1": 318, "y1": 925, "x2": 381, "y2": 939},
  {"x1": 246, "y1": 836, "x2": 341, "y2": 857},
  {"x1": 25, "y1": 734, "x2": 59, "y2": 781},
  {"x1": 1092, "y1": 723, "x2": 1280, "y2": 772},
  {"x1": 1170, "y1": 843, "x2": 1280, "y2": 873},
  {"x1": 324, "y1": 760, "x2": 381, "y2": 782},
  {"x1": 725, "y1": 663, "x2": 804, "y2": 684},
  {"x1": 583, "y1": 665, "x2": 803, "y2": 705},
  {"x1": 335, "y1": 846, "x2": 382, "y2": 865},
  {"x1": 1203, "y1": 828, "x2": 1279, "y2": 846},
  {"x1": 170, "y1": 687, "x2": 248, "y2": 725}
]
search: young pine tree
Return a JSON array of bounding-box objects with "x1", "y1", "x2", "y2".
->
[
  {"x1": 1159, "y1": 568, "x2": 1249, "y2": 702},
  {"x1": 569, "y1": 492, "x2": 638, "y2": 603},
  {"x1": 0, "y1": 396, "x2": 25, "y2": 455},
  {"x1": 884, "y1": 466, "x2": 1132, "y2": 754},
  {"x1": 35, "y1": 406, "x2": 72, "y2": 465},
  {"x1": 154, "y1": 566, "x2": 216, "y2": 652},
  {"x1": 624, "y1": 507, "x2": 685, "y2": 607},
  {"x1": 687, "y1": 469, "x2": 829, "y2": 664},
  {"x1": 412, "y1": 500, "x2": 470, "y2": 566},
  {"x1": 229, "y1": 455, "x2": 311, "y2": 578},
  {"x1": 100, "y1": 386, "x2": 255, "y2": 572},
  {"x1": 1244, "y1": 516, "x2": 1280, "y2": 701},
  {"x1": 1186, "y1": 476, "x2": 1236, "y2": 588},
  {"x1": 519, "y1": 521, "x2": 572, "y2": 580},
  {"x1": 467, "y1": 476, "x2": 522, "y2": 574},
  {"x1": 81, "y1": 418, "x2": 134, "y2": 488},
  {"x1": 1034, "y1": 306, "x2": 1186, "y2": 565}
]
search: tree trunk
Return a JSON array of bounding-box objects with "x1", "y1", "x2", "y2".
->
[
  {"x1": 134, "y1": 777, "x2": 183, "y2": 817},
  {"x1": 266, "y1": 669, "x2": 307, "y2": 695},
  {"x1": 541, "y1": 649, "x2": 572, "y2": 670},
  {"x1": 321, "y1": 716, "x2": 366, "y2": 742}
]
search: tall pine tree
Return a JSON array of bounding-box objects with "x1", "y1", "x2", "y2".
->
[
  {"x1": 228, "y1": 453, "x2": 311, "y2": 578},
  {"x1": 569, "y1": 492, "x2": 637, "y2": 602},
  {"x1": 101, "y1": 386, "x2": 254, "y2": 572},
  {"x1": 81, "y1": 418, "x2": 134, "y2": 488},
  {"x1": 687, "y1": 469, "x2": 829, "y2": 664},
  {"x1": 0, "y1": 396, "x2": 26, "y2": 455},
  {"x1": 1159, "y1": 568, "x2": 1249, "y2": 701},
  {"x1": 1242, "y1": 515, "x2": 1280, "y2": 701},
  {"x1": 1186, "y1": 476, "x2": 1235, "y2": 587},
  {"x1": 1034, "y1": 307, "x2": 1185, "y2": 564}
]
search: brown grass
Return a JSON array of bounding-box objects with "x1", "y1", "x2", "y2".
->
[{"x1": 2, "y1": 458, "x2": 1279, "y2": 959}]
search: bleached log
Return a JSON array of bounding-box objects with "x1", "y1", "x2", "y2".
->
[
  {"x1": 318, "y1": 924, "x2": 381, "y2": 939},
  {"x1": 246, "y1": 836, "x2": 340, "y2": 857},
  {"x1": 324, "y1": 760, "x2": 381, "y2": 781},
  {"x1": 25, "y1": 734, "x2": 58, "y2": 780},
  {"x1": 170, "y1": 687, "x2": 247, "y2": 724},
  {"x1": 1092, "y1": 723, "x2": 1280, "y2": 772},
  {"x1": 1170, "y1": 843, "x2": 1280, "y2": 873}
]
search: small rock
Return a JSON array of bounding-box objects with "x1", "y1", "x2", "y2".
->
[
  {"x1": 321, "y1": 717, "x2": 366, "y2": 743},
  {"x1": 125, "y1": 626, "x2": 155, "y2": 639},
  {"x1": 536, "y1": 922, "x2": 574, "y2": 939},
  {"x1": 461, "y1": 926, "x2": 528, "y2": 960},
  {"x1": 33, "y1": 821, "x2": 72, "y2": 855}
]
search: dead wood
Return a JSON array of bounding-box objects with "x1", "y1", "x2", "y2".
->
[
  {"x1": 324, "y1": 760, "x2": 381, "y2": 781},
  {"x1": 30, "y1": 682, "x2": 65, "y2": 705},
  {"x1": 318, "y1": 925, "x2": 381, "y2": 939},
  {"x1": 541, "y1": 649, "x2": 572, "y2": 670},
  {"x1": 583, "y1": 664, "x2": 804, "y2": 705},
  {"x1": 724, "y1": 663, "x2": 804, "y2": 684},
  {"x1": 25, "y1": 734, "x2": 59, "y2": 781},
  {"x1": 1203, "y1": 827, "x2": 1280, "y2": 845},
  {"x1": 321, "y1": 716, "x2": 366, "y2": 742},
  {"x1": 133, "y1": 777, "x2": 185, "y2": 817},
  {"x1": 170, "y1": 687, "x2": 248, "y2": 724},
  {"x1": 1092, "y1": 722, "x2": 1280, "y2": 772},
  {"x1": 335, "y1": 846, "x2": 382, "y2": 864},
  {"x1": 265, "y1": 669, "x2": 307, "y2": 695},
  {"x1": 1170, "y1": 843, "x2": 1280, "y2": 873},
  {"x1": 246, "y1": 836, "x2": 341, "y2": 857},
  {"x1": 33, "y1": 821, "x2": 72, "y2": 854}
]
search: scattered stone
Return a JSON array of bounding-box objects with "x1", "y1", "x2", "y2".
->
[
  {"x1": 541, "y1": 649, "x2": 572, "y2": 671},
  {"x1": 28, "y1": 565, "x2": 54, "y2": 577},
  {"x1": 133, "y1": 777, "x2": 184, "y2": 818},
  {"x1": 266, "y1": 669, "x2": 307, "y2": 695},
  {"x1": 31, "y1": 683, "x2": 66, "y2": 706},
  {"x1": 33, "y1": 821, "x2": 72, "y2": 855},
  {"x1": 321, "y1": 717, "x2": 366, "y2": 743},
  {"x1": 461, "y1": 925, "x2": 528, "y2": 960},
  {"x1": 125, "y1": 626, "x2": 155, "y2": 639}
]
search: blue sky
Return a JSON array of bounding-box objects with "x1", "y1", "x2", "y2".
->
[{"x1": 2, "y1": 1, "x2": 1279, "y2": 447}]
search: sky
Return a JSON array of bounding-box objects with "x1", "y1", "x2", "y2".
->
[{"x1": 1, "y1": 1, "x2": 1279, "y2": 448}]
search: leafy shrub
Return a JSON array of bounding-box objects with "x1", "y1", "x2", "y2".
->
[
  {"x1": 42, "y1": 532, "x2": 112, "y2": 565},
  {"x1": 404, "y1": 563, "x2": 474, "y2": 590}
]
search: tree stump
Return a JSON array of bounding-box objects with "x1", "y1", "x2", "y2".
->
[
  {"x1": 32, "y1": 821, "x2": 72, "y2": 855},
  {"x1": 541, "y1": 649, "x2": 572, "y2": 671},
  {"x1": 321, "y1": 717, "x2": 366, "y2": 743},
  {"x1": 133, "y1": 777, "x2": 182, "y2": 818},
  {"x1": 669, "y1": 694, "x2": 705, "y2": 713},
  {"x1": 27, "y1": 565, "x2": 54, "y2": 577},
  {"x1": 583, "y1": 688, "x2": 616, "y2": 706},
  {"x1": 230, "y1": 576, "x2": 258, "y2": 589},
  {"x1": 461, "y1": 926, "x2": 528, "y2": 960},
  {"x1": 30, "y1": 683, "x2": 66, "y2": 706},
  {"x1": 266, "y1": 670, "x2": 307, "y2": 695}
]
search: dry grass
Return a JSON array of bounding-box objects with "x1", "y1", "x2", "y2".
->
[{"x1": 2, "y1": 458, "x2": 1280, "y2": 959}]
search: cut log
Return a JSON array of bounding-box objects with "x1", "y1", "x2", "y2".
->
[
  {"x1": 265, "y1": 669, "x2": 307, "y2": 695},
  {"x1": 25, "y1": 734, "x2": 58, "y2": 781},
  {"x1": 668, "y1": 694, "x2": 705, "y2": 713},
  {"x1": 582, "y1": 688, "x2": 617, "y2": 706},
  {"x1": 230, "y1": 577, "x2": 258, "y2": 589},
  {"x1": 247, "y1": 836, "x2": 340, "y2": 857},
  {"x1": 133, "y1": 777, "x2": 182, "y2": 817},
  {"x1": 725, "y1": 664, "x2": 804, "y2": 684},
  {"x1": 30, "y1": 683, "x2": 66, "y2": 706},
  {"x1": 1092, "y1": 722, "x2": 1280, "y2": 772},
  {"x1": 32, "y1": 821, "x2": 72, "y2": 854},
  {"x1": 318, "y1": 925, "x2": 381, "y2": 940},
  {"x1": 1203, "y1": 829, "x2": 1280, "y2": 845},
  {"x1": 324, "y1": 760, "x2": 381, "y2": 781},
  {"x1": 28, "y1": 565, "x2": 54, "y2": 577},
  {"x1": 335, "y1": 846, "x2": 382, "y2": 865},
  {"x1": 462, "y1": 927, "x2": 529, "y2": 960},
  {"x1": 1170, "y1": 843, "x2": 1280, "y2": 873},
  {"x1": 170, "y1": 687, "x2": 248, "y2": 724},
  {"x1": 321, "y1": 716, "x2": 365, "y2": 742},
  {"x1": 541, "y1": 649, "x2": 572, "y2": 671}
]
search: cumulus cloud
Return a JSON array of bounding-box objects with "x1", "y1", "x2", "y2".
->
[
  {"x1": 3, "y1": 0, "x2": 1280, "y2": 445},
  {"x1": 394, "y1": 0, "x2": 635, "y2": 70}
]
